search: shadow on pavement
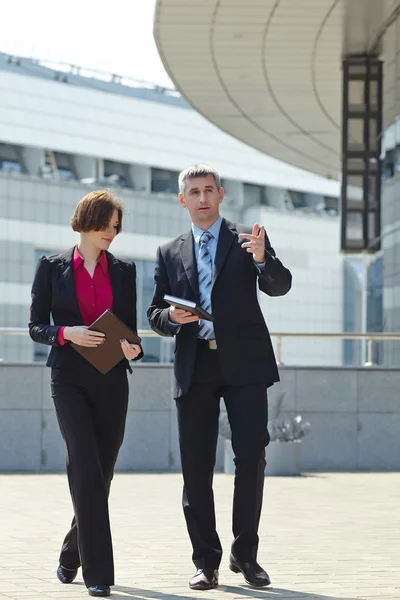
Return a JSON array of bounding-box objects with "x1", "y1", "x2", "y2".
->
[{"x1": 112, "y1": 584, "x2": 359, "y2": 600}]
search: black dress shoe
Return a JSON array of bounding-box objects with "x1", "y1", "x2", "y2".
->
[
  {"x1": 189, "y1": 568, "x2": 219, "y2": 590},
  {"x1": 229, "y1": 554, "x2": 271, "y2": 587},
  {"x1": 88, "y1": 585, "x2": 110, "y2": 597},
  {"x1": 57, "y1": 565, "x2": 78, "y2": 584}
]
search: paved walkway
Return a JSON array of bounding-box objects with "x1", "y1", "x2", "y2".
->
[{"x1": 0, "y1": 473, "x2": 399, "y2": 600}]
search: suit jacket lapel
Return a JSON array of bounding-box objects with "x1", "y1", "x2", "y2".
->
[
  {"x1": 106, "y1": 252, "x2": 125, "y2": 315},
  {"x1": 212, "y1": 218, "x2": 236, "y2": 287},
  {"x1": 59, "y1": 248, "x2": 83, "y2": 320},
  {"x1": 180, "y1": 231, "x2": 200, "y2": 301}
]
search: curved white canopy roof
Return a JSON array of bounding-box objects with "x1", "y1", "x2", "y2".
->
[
  {"x1": 154, "y1": 0, "x2": 344, "y2": 180},
  {"x1": 155, "y1": 0, "x2": 399, "y2": 183}
]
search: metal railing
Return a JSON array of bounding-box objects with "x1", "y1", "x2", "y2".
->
[
  {"x1": 1, "y1": 328, "x2": 400, "y2": 366},
  {"x1": 271, "y1": 332, "x2": 400, "y2": 366}
]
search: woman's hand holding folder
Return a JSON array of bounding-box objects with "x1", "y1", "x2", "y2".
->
[
  {"x1": 120, "y1": 339, "x2": 142, "y2": 360},
  {"x1": 63, "y1": 326, "x2": 105, "y2": 347}
]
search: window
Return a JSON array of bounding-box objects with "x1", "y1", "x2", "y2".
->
[
  {"x1": 243, "y1": 183, "x2": 265, "y2": 206},
  {"x1": 104, "y1": 160, "x2": 130, "y2": 187},
  {"x1": 343, "y1": 260, "x2": 361, "y2": 365},
  {"x1": 302, "y1": 193, "x2": 339, "y2": 215},
  {"x1": 383, "y1": 149, "x2": 395, "y2": 181},
  {"x1": 324, "y1": 196, "x2": 339, "y2": 213},
  {"x1": 135, "y1": 258, "x2": 174, "y2": 363},
  {"x1": 151, "y1": 168, "x2": 179, "y2": 193},
  {"x1": 287, "y1": 190, "x2": 306, "y2": 208},
  {"x1": 303, "y1": 193, "x2": 323, "y2": 208},
  {"x1": 367, "y1": 258, "x2": 383, "y2": 364},
  {"x1": 54, "y1": 152, "x2": 77, "y2": 181},
  {"x1": 40, "y1": 151, "x2": 76, "y2": 180},
  {"x1": 0, "y1": 143, "x2": 23, "y2": 174}
]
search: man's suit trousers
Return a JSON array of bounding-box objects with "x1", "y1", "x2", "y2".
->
[{"x1": 176, "y1": 341, "x2": 269, "y2": 569}]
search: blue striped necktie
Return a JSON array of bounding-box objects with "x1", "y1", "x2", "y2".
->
[{"x1": 198, "y1": 230, "x2": 214, "y2": 340}]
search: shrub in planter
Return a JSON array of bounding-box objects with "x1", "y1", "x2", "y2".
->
[{"x1": 220, "y1": 392, "x2": 310, "y2": 475}]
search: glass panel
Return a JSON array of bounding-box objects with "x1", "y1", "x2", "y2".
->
[
  {"x1": 288, "y1": 190, "x2": 305, "y2": 208},
  {"x1": 324, "y1": 196, "x2": 338, "y2": 212},
  {"x1": 369, "y1": 80, "x2": 378, "y2": 107},
  {"x1": 151, "y1": 168, "x2": 179, "y2": 193},
  {"x1": 54, "y1": 151, "x2": 76, "y2": 180},
  {"x1": 243, "y1": 183, "x2": 264, "y2": 206},
  {"x1": 383, "y1": 150, "x2": 395, "y2": 180},
  {"x1": 0, "y1": 143, "x2": 20, "y2": 161},
  {"x1": 303, "y1": 193, "x2": 323, "y2": 208},
  {"x1": 104, "y1": 160, "x2": 128, "y2": 187},
  {"x1": 0, "y1": 143, "x2": 23, "y2": 173},
  {"x1": 133, "y1": 258, "x2": 164, "y2": 363},
  {"x1": 347, "y1": 173, "x2": 363, "y2": 188},
  {"x1": 348, "y1": 80, "x2": 364, "y2": 108},
  {"x1": 345, "y1": 212, "x2": 364, "y2": 249},
  {"x1": 0, "y1": 159, "x2": 22, "y2": 173},
  {"x1": 141, "y1": 260, "x2": 156, "y2": 329},
  {"x1": 366, "y1": 258, "x2": 383, "y2": 365},
  {"x1": 346, "y1": 173, "x2": 363, "y2": 210},
  {"x1": 343, "y1": 259, "x2": 362, "y2": 365},
  {"x1": 348, "y1": 119, "x2": 364, "y2": 150}
]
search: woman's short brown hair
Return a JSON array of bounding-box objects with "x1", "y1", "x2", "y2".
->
[{"x1": 71, "y1": 190, "x2": 123, "y2": 234}]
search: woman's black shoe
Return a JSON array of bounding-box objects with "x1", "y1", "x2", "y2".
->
[{"x1": 57, "y1": 565, "x2": 78, "y2": 584}]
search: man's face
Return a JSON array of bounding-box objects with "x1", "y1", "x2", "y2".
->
[{"x1": 179, "y1": 174, "x2": 224, "y2": 227}]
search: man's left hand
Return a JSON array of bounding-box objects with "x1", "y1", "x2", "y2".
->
[
  {"x1": 238, "y1": 224, "x2": 266, "y2": 263},
  {"x1": 120, "y1": 339, "x2": 142, "y2": 360}
]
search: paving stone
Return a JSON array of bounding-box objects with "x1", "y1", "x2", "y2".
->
[{"x1": 0, "y1": 473, "x2": 399, "y2": 599}]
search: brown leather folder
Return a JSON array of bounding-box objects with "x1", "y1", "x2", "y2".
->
[{"x1": 71, "y1": 310, "x2": 142, "y2": 375}]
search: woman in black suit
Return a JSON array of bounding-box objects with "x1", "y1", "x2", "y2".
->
[{"x1": 29, "y1": 190, "x2": 143, "y2": 598}]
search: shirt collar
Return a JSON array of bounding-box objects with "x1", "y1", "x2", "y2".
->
[
  {"x1": 73, "y1": 245, "x2": 109, "y2": 274},
  {"x1": 192, "y1": 215, "x2": 223, "y2": 245}
]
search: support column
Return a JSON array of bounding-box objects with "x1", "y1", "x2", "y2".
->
[
  {"x1": 341, "y1": 55, "x2": 383, "y2": 253},
  {"x1": 73, "y1": 155, "x2": 97, "y2": 181},
  {"x1": 21, "y1": 147, "x2": 43, "y2": 176},
  {"x1": 129, "y1": 165, "x2": 151, "y2": 192}
]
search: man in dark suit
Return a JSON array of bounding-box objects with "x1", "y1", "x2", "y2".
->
[{"x1": 147, "y1": 164, "x2": 292, "y2": 590}]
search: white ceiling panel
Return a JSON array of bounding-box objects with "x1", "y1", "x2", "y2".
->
[
  {"x1": 155, "y1": 0, "x2": 345, "y2": 179},
  {"x1": 155, "y1": 0, "x2": 397, "y2": 179}
]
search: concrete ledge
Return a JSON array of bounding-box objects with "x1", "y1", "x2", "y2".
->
[{"x1": 0, "y1": 364, "x2": 399, "y2": 472}]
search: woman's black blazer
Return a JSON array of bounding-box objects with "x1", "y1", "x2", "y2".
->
[{"x1": 29, "y1": 248, "x2": 144, "y2": 371}]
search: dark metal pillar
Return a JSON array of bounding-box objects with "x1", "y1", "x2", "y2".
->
[{"x1": 341, "y1": 55, "x2": 383, "y2": 253}]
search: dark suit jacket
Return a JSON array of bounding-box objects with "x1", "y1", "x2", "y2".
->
[
  {"x1": 29, "y1": 248, "x2": 143, "y2": 371},
  {"x1": 147, "y1": 218, "x2": 292, "y2": 397}
]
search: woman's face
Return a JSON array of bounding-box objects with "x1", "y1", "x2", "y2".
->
[{"x1": 83, "y1": 209, "x2": 120, "y2": 251}]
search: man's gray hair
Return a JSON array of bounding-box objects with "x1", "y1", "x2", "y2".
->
[{"x1": 178, "y1": 164, "x2": 221, "y2": 195}]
